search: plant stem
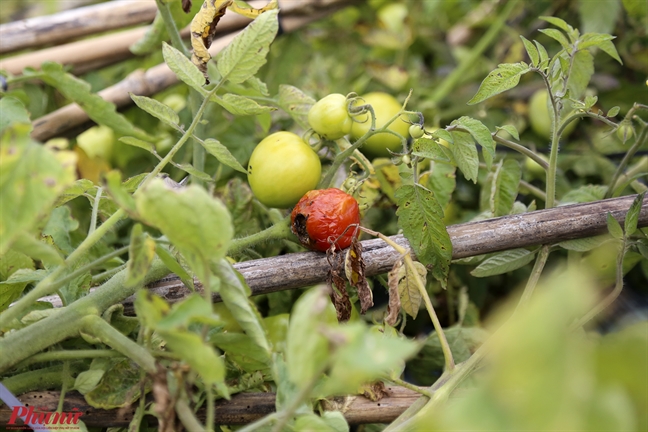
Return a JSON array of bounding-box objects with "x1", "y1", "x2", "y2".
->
[
  {"x1": 387, "y1": 375, "x2": 433, "y2": 398},
  {"x1": 155, "y1": 0, "x2": 189, "y2": 57},
  {"x1": 605, "y1": 126, "x2": 647, "y2": 199},
  {"x1": 519, "y1": 179, "x2": 547, "y2": 201},
  {"x1": 88, "y1": 187, "x2": 102, "y2": 235},
  {"x1": 0, "y1": 259, "x2": 169, "y2": 373},
  {"x1": 516, "y1": 245, "x2": 550, "y2": 309},
  {"x1": 570, "y1": 240, "x2": 626, "y2": 330},
  {"x1": 228, "y1": 217, "x2": 294, "y2": 255},
  {"x1": 429, "y1": 0, "x2": 519, "y2": 103},
  {"x1": 492, "y1": 134, "x2": 549, "y2": 170},
  {"x1": 14, "y1": 349, "x2": 122, "y2": 370},
  {"x1": 1, "y1": 363, "x2": 84, "y2": 396},
  {"x1": 92, "y1": 263, "x2": 127, "y2": 284},
  {"x1": 270, "y1": 370, "x2": 322, "y2": 432},
  {"x1": 206, "y1": 385, "x2": 215, "y2": 432},
  {"x1": 176, "y1": 397, "x2": 207, "y2": 432},
  {"x1": 81, "y1": 314, "x2": 157, "y2": 373}
]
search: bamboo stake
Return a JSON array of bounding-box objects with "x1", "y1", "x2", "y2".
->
[
  {"x1": 0, "y1": 0, "x2": 158, "y2": 55},
  {"x1": 29, "y1": 0, "x2": 356, "y2": 142},
  {"x1": 36, "y1": 195, "x2": 648, "y2": 311}
]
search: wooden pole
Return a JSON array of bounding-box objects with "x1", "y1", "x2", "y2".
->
[
  {"x1": 36, "y1": 195, "x2": 648, "y2": 311},
  {"x1": 0, "y1": 0, "x2": 158, "y2": 55},
  {"x1": 0, "y1": 386, "x2": 421, "y2": 427}
]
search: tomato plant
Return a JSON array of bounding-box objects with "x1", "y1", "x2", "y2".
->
[
  {"x1": 291, "y1": 188, "x2": 360, "y2": 251},
  {"x1": 528, "y1": 89, "x2": 577, "y2": 140},
  {"x1": 247, "y1": 131, "x2": 321, "y2": 208},
  {"x1": 350, "y1": 92, "x2": 410, "y2": 157},
  {"x1": 308, "y1": 93, "x2": 352, "y2": 140}
]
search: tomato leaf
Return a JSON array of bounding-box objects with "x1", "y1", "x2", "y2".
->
[
  {"x1": 398, "y1": 261, "x2": 427, "y2": 319},
  {"x1": 558, "y1": 235, "x2": 611, "y2": 252},
  {"x1": 451, "y1": 116, "x2": 496, "y2": 164},
  {"x1": 426, "y1": 162, "x2": 456, "y2": 209},
  {"x1": 624, "y1": 192, "x2": 645, "y2": 237},
  {"x1": 344, "y1": 239, "x2": 372, "y2": 314},
  {"x1": 566, "y1": 50, "x2": 594, "y2": 99},
  {"x1": 216, "y1": 9, "x2": 279, "y2": 83},
  {"x1": 0, "y1": 97, "x2": 31, "y2": 133},
  {"x1": 493, "y1": 159, "x2": 521, "y2": 216},
  {"x1": 385, "y1": 260, "x2": 402, "y2": 327},
  {"x1": 278, "y1": 84, "x2": 316, "y2": 129},
  {"x1": 468, "y1": 62, "x2": 531, "y2": 105},
  {"x1": 155, "y1": 245, "x2": 194, "y2": 291},
  {"x1": 130, "y1": 94, "x2": 180, "y2": 127},
  {"x1": 395, "y1": 184, "x2": 452, "y2": 287},
  {"x1": 162, "y1": 42, "x2": 206, "y2": 91},
  {"x1": 450, "y1": 130, "x2": 479, "y2": 183},
  {"x1": 125, "y1": 224, "x2": 156, "y2": 289},
  {"x1": 471, "y1": 249, "x2": 537, "y2": 278},
  {"x1": 520, "y1": 35, "x2": 539, "y2": 67},
  {"x1": 212, "y1": 93, "x2": 276, "y2": 116}
]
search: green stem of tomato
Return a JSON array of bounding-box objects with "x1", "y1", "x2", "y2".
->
[
  {"x1": 155, "y1": 0, "x2": 190, "y2": 57},
  {"x1": 228, "y1": 217, "x2": 294, "y2": 256}
]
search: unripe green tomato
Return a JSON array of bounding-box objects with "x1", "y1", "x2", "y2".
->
[
  {"x1": 350, "y1": 92, "x2": 410, "y2": 158},
  {"x1": 162, "y1": 94, "x2": 187, "y2": 113},
  {"x1": 308, "y1": 93, "x2": 352, "y2": 140},
  {"x1": 427, "y1": 127, "x2": 450, "y2": 148},
  {"x1": 247, "y1": 131, "x2": 321, "y2": 208},
  {"x1": 409, "y1": 124, "x2": 425, "y2": 139},
  {"x1": 76, "y1": 125, "x2": 114, "y2": 161},
  {"x1": 524, "y1": 153, "x2": 548, "y2": 177},
  {"x1": 616, "y1": 123, "x2": 634, "y2": 143},
  {"x1": 528, "y1": 89, "x2": 577, "y2": 140}
]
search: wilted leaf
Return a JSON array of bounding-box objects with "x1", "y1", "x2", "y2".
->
[
  {"x1": 396, "y1": 261, "x2": 426, "y2": 319},
  {"x1": 85, "y1": 359, "x2": 146, "y2": 409},
  {"x1": 344, "y1": 239, "x2": 372, "y2": 314},
  {"x1": 385, "y1": 260, "x2": 402, "y2": 327}
]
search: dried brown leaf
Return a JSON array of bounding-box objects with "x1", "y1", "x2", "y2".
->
[
  {"x1": 385, "y1": 260, "x2": 403, "y2": 326},
  {"x1": 345, "y1": 238, "x2": 373, "y2": 314},
  {"x1": 398, "y1": 261, "x2": 427, "y2": 319}
]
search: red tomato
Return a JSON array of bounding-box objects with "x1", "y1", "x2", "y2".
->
[{"x1": 291, "y1": 189, "x2": 361, "y2": 252}]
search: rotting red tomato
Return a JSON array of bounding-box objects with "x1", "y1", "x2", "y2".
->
[{"x1": 291, "y1": 188, "x2": 361, "y2": 252}]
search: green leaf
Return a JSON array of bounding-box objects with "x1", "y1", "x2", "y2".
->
[
  {"x1": 0, "y1": 249, "x2": 34, "y2": 281},
  {"x1": 471, "y1": 249, "x2": 537, "y2": 277},
  {"x1": 497, "y1": 124, "x2": 520, "y2": 141},
  {"x1": 412, "y1": 137, "x2": 453, "y2": 163},
  {"x1": 216, "y1": 9, "x2": 279, "y2": 83},
  {"x1": 134, "y1": 289, "x2": 170, "y2": 329},
  {"x1": 606, "y1": 213, "x2": 624, "y2": 239},
  {"x1": 520, "y1": 36, "x2": 539, "y2": 67},
  {"x1": 135, "y1": 179, "x2": 233, "y2": 284},
  {"x1": 538, "y1": 29, "x2": 572, "y2": 51},
  {"x1": 245, "y1": 77, "x2": 270, "y2": 96},
  {"x1": 130, "y1": 94, "x2": 180, "y2": 127},
  {"x1": 597, "y1": 39, "x2": 623, "y2": 64},
  {"x1": 156, "y1": 245, "x2": 194, "y2": 291},
  {"x1": 295, "y1": 414, "x2": 336, "y2": 432},
  {"x1": 427, "y1": 162, "x2": 456, "y2": 208},
  {"x1": 162, "y1": 42, "x2": 206, "y2": 91},
  {"x1": 567, "y1": 50, "x2": 594, "y2": 99},
  {"x1": 558, "y1": 235, "x2": 610, "y2": 252},
  {"x1": 584, "y1": 95, "x2": 598, "y2": 110},
  {"x1": 321, "y1": 322, "x2": 419, "y2": 397},
  {"x1": 493, "y1": 159, "x2": 521, "y2": 216},
  {"x1": 468, "y1": 62, "x2": 531, "y2": 105},
  {"x1": 607, "y1": 106, "x2": 620, "y2": 118},
  {"x1": 540, "y1": 16, "x2": 578, "y2": 40},
  {"x1": 210, "y1": 332, "x2": 272, "y2": 373},
  {"x1": 175, "y1": 163, "x2": 213, "y2": 182},
  {"x1": 213, "y1": 260, "x2": 271, "y2": 355},
  {"x1": 286, "y1": 286, "x2": 338, "y2": 386},
  {"x1": 578, "y1": 33, "x2": 616, "y2": 50},
  {"x1": 561, "y1": 184, "x2": 608, "y2": 203},
  {"x1": 212, "y1": 93, "x2": 276, "y2": 116},
  {"x1": 450, "y1": 131, "x2": 479, "y2": 183},
  {"x1": 42, "y1": 206, "x2": 79, "y2": 255},
  {"x1": 277, "y1": 84, "x2": 315, "y2": 129},
  {"x1": 162, "y1": 329, "x2": 226, "y2": 386},
  {"x1": 39, "y1": 62, "x2": 152, "y2": 141},
  {"x1": 103, "y1": 170, "x2": 137, "y2": 215},
  {"x1": 125, "y1": 224, "x2": 156, "y2": 288},
  {"x1": 156, "y1": 293, "x2": 214, "y2": 331},
  {"x1": 624, "y1": 192, "x2": 645, "y2": 237},
  {"x1": 0, "y1": 97, "x2": 31, "y2": 133},
  {"x1": 85, "y1": 359, "x2": 146, "y2": 409},
  {"x1": 54, "y1": 179, "x2": 94, "y2": 207},
  {"x1": 395, "y1": 184, "x2": 452, "y2": 287},
  {"x1": 0, "y1": 125, "x2": 76, "y2": 255},
  {"x1": 119, "y1": 136, "x2": 155, "y2": 153},
  {"x1": 11, "y1": 233, "x2": 64, "y2": 266},
  {"x1": 74, "y1": 369, "x2": 105, "y2": 395},
  {"x1": 451, "y1": 116, "x2": 496, "y2": 160},
  {"x1": 201, "y1": 138, "x2": 247, "y2": 174},
  {"x1": 534, "y1": 40, "x2": 550, "y2": 65}
]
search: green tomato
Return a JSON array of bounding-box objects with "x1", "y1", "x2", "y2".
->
[
  {"x1": 528, "y1": 89, "x2": 577, "y2": 140},
  {"x1": 524, "y1": 153, "x2": 548, "y2": 177},
  {"x1": 350, "y1": 92, "x2": 410, "y2": 158},
  {"x1": 308, "y1": 93, "x2": 352, "y2": 140},
  {"x1": 76, "y1": 125, "x2": 114, "y2": 161},
  {"x1": 616, "y1": 123, "x2": 634, "y2": 143},
  {"x1": 162, "y1": 94, "x2": 187, "y2": 113},
  {"x1": 247, "y1": 131, "x2": 322, "y2": 208},
  {"x1": 409, "y1": 124, "x2": 425, "y2": 139}
]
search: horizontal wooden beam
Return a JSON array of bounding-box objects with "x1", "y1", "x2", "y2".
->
[{"x1": 0, "y1": 386, "x2": 421, "y2": 427}]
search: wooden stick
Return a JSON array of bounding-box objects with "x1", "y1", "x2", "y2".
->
[
  {"x1": 0, "y1": 0, "x2": 158, "y2": 55},
  {"x1": 0, "y1": 386, "x2": 420, "y2": 427},
  {"x1": 29, "y1": 0, "x2": 355, "y2": 142},
  {"x1": 0, "y1": 0, "x2": 275, "y2": 75},
  {"x1": 37, "y1": 195, "x2": 648, "y2": 311}
]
